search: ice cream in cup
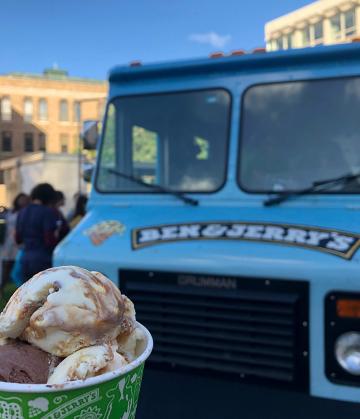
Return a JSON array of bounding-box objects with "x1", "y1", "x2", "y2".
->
[{"x1": 0, "y1": 266, "x2": 153, "y2": 419}]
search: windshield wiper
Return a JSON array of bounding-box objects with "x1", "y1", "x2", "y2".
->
[
  {"x1": 264, "y1": 172, "x2": 360, "y2": 207},
  {"x1": 106, "y1": 168, "x2": 199, "y2": 206}
]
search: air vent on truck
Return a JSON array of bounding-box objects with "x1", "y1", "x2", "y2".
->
[{"x1": 120, "y1": 270, "x2": 309, "y2": 392}]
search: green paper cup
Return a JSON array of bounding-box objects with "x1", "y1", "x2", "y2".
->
[{"x1": 0, "y1": 323, "x2": 153, "y2": 419}]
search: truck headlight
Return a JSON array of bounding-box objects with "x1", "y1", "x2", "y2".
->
[
  {"x1": 335, "y1": 332, "x2": 360, "y2": 375},
  {"x1": 325, "y1": 292, "x2": 360, "y2": 386}
]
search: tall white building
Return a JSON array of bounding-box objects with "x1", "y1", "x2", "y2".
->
[{"x1": 265, "y1": 0, "x2": 360, "y2": 51}]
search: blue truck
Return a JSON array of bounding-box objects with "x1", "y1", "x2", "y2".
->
[{"x1": 55, "y1": 43, "x2": 360, "y2": 418}]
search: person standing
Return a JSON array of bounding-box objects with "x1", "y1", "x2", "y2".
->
[
  {"x1": 69, "y1": 194, "x2": 88, "y2": 229},
  {"x1": 52, "y1": 190, "x2": 70, "y2": 242},
  {"x1": 0, "y1": 205, "x2": 8, "y2": 292},
  {"x1": 16, "y1": 183, "x2": 59, "y2": 282},
  {"x1": 0, "y1": 193, "x2": 29, "y2": 292}
]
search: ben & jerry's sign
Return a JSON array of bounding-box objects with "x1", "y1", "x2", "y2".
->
[{"x1": 132, "y1": 221, "x2": 360, "y2": 259}]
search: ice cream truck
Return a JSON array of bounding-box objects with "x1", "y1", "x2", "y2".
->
[{"x1": 55, "y1": 43, "x2": 360, "y2": 418}]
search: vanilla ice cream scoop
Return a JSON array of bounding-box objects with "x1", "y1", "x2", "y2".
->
[
  {"x1": 47, "y1": 344, "x2": 128, "y2": 384},
  {"x1": 117, "y1": 327, "x2": 146, "y2": 362},
  {"x1": 0, "y1": 266, "x2": 135, "y2": 357}
]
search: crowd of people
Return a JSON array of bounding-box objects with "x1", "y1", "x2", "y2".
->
[{"x1": 0, "y1": 183, "x2": 88, "y2": 295}]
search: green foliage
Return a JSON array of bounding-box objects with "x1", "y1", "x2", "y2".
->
[
  {"x1": 132, "y1": 126, "x2": 157, "y2": 163},
  {"x1": 194, "y1": 136, "x2": 209, "y2": 160},
  {"x1": 0, "y1": 282, "x2": 17, "y2": 311},
  {"x1": 101, "y1": 104, "x2": 116, "y2": 166}
]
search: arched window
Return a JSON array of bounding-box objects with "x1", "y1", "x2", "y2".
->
[
  {"x1": 38, "y1": 98, "x2": 48, "y2": 121},
  {"x1": 24, "y1": 98, "x2": 33, "y2": 122},
  {"x1": 73, "y1": 101, "x2": 81, "y2": 122},
  {"x1": 1, "y1": 96, "x2": 11, "y2": 121},
  {"x1": 59, "y1": 99, "x2": 69, "y2": 121}
]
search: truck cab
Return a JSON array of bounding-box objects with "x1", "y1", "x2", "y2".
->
[{"x1": 55, "y1": 43, "x2": 360, "y2": 418}]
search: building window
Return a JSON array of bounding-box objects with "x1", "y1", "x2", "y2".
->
[
  {"x1": 330, "y1": 13, "x2": 342, "y2": 40},
  {"x1": 1, "y1": 96, "x2": 11, "y2": 121},
  {"x1": 345, "y1": 9, "x2": 356, "y2": 36},
  {"x1": 301, "y1": 21, "x2": 323, "y2": 47},
  {"x1": 330, "y1": 9, "x2": 357, "y2": 41},
  {"x1": 39, "y1": 133, "x2": 46, "y2": 151},
  {"x1": 60, "y1": 133, "x2": 69, "y2": 152},
  {"x1": 286, "y1": 33, "x2": 293, "y2": 49},
  {"x1": 314, "y1": 21, "x2": 323, "y2": 44},
  {"x1": 59, "y1": 99, "x2": 69, "y2": 121},
  {"x1": 275, "y1": 37, "x2": 284, "y2": 50},
  {"x1": 302, "y1": 26, "x2": 311, "y2": 46},
  {"x1": 0, "y1": 171, "x2": 4, "y2": 185},
  {"x1": 270, "y1": 37, "x2": 284, "y2": 51},
  {"x1": 24, "y1": 98, "x2": 33, "y2": 122},
  {"x1": 74, "y1": 101, "x2": 81, "y2": 122},
  {"x1": 24, "y1": 132, "x2": 34, "y2": 152},
  {"x1": 2, "y1": 131, "x2": 12, "y2": 152},
  {"x1": 38, "y1": 98, "x2": 48, "y2": 121}
]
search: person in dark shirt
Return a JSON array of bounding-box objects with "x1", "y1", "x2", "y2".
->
[
  {"x1": 16, "y1": 183, "x2": 59, "y2": 282},
  {"x1": 52, "y1": 190, "x2": 70, "y2": 242}
]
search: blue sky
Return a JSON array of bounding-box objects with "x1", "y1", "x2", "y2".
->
[{"x1": 1, "y1": 0, "x2": 312, "y2": 79}]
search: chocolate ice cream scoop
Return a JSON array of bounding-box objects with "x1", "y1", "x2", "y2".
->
[{"x1": 0, "y1": 340, "x2": 59, "y2": 384}]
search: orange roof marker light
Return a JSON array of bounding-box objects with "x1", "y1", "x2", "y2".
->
[
  {"x1": 209, "y1": 52, "x2": 225, "y2": 59},
  {"x1": 129, "y1": 60, "x2": 142, "y2": 67},
  {"x1": 230, "y1": 50, "x2": 246, "y2": 56},
  {"x1": 252, "y1": 47, "x2": 266, "y2": 54}
]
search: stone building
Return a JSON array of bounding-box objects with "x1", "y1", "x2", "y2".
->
[
  {"x1": 0, "y1": 68, "x2": 107, "y2": 207},
  {"x1": 265, "y1": 0, "x2": 360, "y2": 51},
  {"x1": 0, "y1": 67, "x2": 107, "y2": 159}
]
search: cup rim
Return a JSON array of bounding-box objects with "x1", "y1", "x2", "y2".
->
[{"x1": 0, "y1": 322, "x2": 153, "y2": 393}]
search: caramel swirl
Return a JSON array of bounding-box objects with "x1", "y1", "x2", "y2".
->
[{"x1": 0, "y1": 266, "x2": 135, "y2": 357}]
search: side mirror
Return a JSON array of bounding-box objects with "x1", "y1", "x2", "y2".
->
[{"x1": 81, "y1": 120, "x2": 99, "y2": 150}]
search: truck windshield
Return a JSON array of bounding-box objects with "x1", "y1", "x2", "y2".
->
[
  {"x1": 96, "y1": 89, "x2": 230, "y2": 193},
  {"x1": 239, "y1": 77, "x2": 360, "y2": 193}
]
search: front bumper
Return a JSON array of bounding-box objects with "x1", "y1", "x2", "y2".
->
[{"x1": 137, "y1": 367, "x2": 360, "y2": 419}]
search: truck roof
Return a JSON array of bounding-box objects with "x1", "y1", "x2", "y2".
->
[{"x1": 109, "y1": 43, "x2": 360, "y2": 83}]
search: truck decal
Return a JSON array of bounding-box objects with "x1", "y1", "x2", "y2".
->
[
  {"x1": 132, "y1": 221, "x2": 360, "y2": 259},
  {"x1": 84, "y1": 220, "x2": 126, "y2": 245}
]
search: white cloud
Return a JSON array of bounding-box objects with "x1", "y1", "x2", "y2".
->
[{"x1": 188, "y1": 31, "x2": 232, "y2": 49}]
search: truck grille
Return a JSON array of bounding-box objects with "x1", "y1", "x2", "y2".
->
[{"x1": 120, "y1": 270, "x2": 309, "y2": 392}]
